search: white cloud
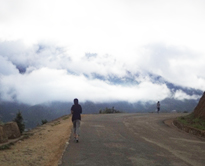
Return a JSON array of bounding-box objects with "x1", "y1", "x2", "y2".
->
[
  {"x1": 0, "y1": 67, "x2": 171, "y2": 105},
  {"x1": 136, "y1": 43, "x2": 205, "y2": 90},
  {"x1": 173, "y1": 90, "x2": 200, "y2": 100},
  {"x1": 1, "y1": 0, "x2": 205, "y2": 50},
  {"x1": 0, "y1": 56, "x2": 19, "y2": 75},
  {"x1": 0, "y1": 40, "x2": 204, "y2": 104},
  {"x1": 0, "y1": 0, "x2": 205, "y2": 104}
]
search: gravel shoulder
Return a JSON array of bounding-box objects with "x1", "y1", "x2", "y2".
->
[{"x1": 0, "y1": 115, "x2": 72, "y2": 166}]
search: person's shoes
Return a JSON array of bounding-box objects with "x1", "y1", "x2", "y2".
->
[{"x1": 76, "y1": 139, "x2": 79, "y2": 143}]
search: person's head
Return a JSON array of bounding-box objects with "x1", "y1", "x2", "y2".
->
[{"x1": 74, "y1": 98, "x2": 78, "y2": 105}]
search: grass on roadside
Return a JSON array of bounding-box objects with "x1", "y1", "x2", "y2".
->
[
  {"x1": 62, "y1": 115, "x2": 70, "y2": 120},
  {"x1": 178, "y1": 113, "x2": 205, "y2": 131},
  {"x1": 0, "y1": 142, "x2": 14, "y2": 150}
]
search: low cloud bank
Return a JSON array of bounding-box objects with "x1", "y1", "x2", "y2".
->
[
  {"x1": 0, "y1": 41, "x2": 204, "y2": 105},
  {"x1": 0, "y1": 67, "x2": 172, "y2": 105}
]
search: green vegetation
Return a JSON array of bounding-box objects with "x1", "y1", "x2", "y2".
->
[
  {"x1": 41, "y1": 119, "x2": 48, "y2": 125},
  {"x1": 178, "y1": 113, "x2": 205, "y2": 131},
  {"x1": 62, "y1": 115, "x2": 70, "y2": 120},
  {"x1": 0, "y1": 120, "x2": 4, "y2": 125},
  {"x1": 51, "y1": 121, "x2": 61, "y2": 126},
  {"x1": 0, "y1": 142, "x2": 14, "y2": 150},
  {"x1": 13, "y1": 111, "x2": 25, "y2": 134},
  {"x1": 99, "y1": 107, "x2": 122, "y2": 114},
  {"x1": 21, "y1": 132, "x2": 34, "y2": 140}
]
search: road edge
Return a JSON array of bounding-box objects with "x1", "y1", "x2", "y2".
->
[
  {"x1": 164, "y1": 118, "x2": 205, "y2": 138},
  {"x1": 173, "y1": 119, "x2": 205, "y2": 138}
]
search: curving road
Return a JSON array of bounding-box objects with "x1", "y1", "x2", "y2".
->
[{"x1": 60, "y1": 113, "x2": 205, "y2": 166}]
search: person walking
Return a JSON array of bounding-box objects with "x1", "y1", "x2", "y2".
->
[
  {"x1": 157, "y1": 101, "x2": 160, "y2": 114},
  {"x1": 71, "y1": 98, "x2": 82, "y2": 143}
]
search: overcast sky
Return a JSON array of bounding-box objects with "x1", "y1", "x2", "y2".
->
[{"x1": 0, "y1": 0, "x2": 205, "y2": 105}]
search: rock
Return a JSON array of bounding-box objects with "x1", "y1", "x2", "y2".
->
[
  {"x1": 0, "y1": 125, "x2": 8, "y2": 143},
  {"x1": 3, "y1": 122, "x2": 21, "y2": 139},
  {"x1": 193, "y1": 92, "x2": 205, "y2": 120}
]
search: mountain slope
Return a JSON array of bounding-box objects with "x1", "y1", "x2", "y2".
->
[{"x1": 0, "y1": 71, "x2": 203, "y2": 129}]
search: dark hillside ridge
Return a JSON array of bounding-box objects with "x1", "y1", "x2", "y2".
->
[
  {"x1": 193, "y1": 92, "x2": 205, "y2": 119},
  {"x1": 90, "y1": 72, "x2": 203, "y2": 97},
  {"x1": 0, "y1": 97, "x2": 199, "y2": 129},
  {"x1": 0, "y1": 71, "x2": 203, "y2": 129}
]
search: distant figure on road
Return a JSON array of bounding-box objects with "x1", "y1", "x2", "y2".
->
[
  {"x1": 157, "y1": 101, "x2": 160, "y2": 113},
  {"x1": 71, "y1": 98, "x2": 82, "y2": 143}
]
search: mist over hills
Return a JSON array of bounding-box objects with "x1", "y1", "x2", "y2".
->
[
  {"x1": 0, "y1": 72, "x2": 203, "y2": 129},
  {"x1": 0, "y1": 98, "x2": 199, "y2": 129},
  {"x1": 1, "y1": 0, "x2": 205, "y2": 130},
  {"x1": 88, "y1": 71, "x2": 203, "y2": 99}
]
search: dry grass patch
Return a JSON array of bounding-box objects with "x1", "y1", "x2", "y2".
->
[
  {"x1": 0, "y1": 115, "x2": 72, "y2": 166},
  {"x1": 178, "y1": 113, "x2": 205, "y2": 131}
]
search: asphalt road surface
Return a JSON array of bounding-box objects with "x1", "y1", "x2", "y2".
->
[{"x1": 60, "y1": 113, "x2": 205, "y2": 166}]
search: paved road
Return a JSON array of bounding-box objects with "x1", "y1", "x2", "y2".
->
[{"x1": 60, "y1": 113, "x2": 205, "y2": 166}]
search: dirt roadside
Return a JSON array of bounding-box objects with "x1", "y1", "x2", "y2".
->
[
  {"x1": 164, "y1": 118, "x2": 205, "y2": 138},
  {"x1": 0, "y1": 115, "x2": 72, "y2": 166}
]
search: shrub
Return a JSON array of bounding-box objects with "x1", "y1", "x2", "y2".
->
[
  {"x1": 13, "y1": 111, "x2": 25, "y2": 134},
  {"x1": 99, "y1": 107, "x2": 121, "y2": 114},
  {"x1": 0, "y1": 142, "x2": 14, "y2": 150},
  {"x1": 0, "y1": 120, "x2": 4, "y2": 125},
  {"x1": 41, "y1": 119, "x2": 48, "y2": 125}
]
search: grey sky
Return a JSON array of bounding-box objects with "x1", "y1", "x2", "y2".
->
[{"x1": 0, "y1": 0, "x2": 205, "y2": 105}]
